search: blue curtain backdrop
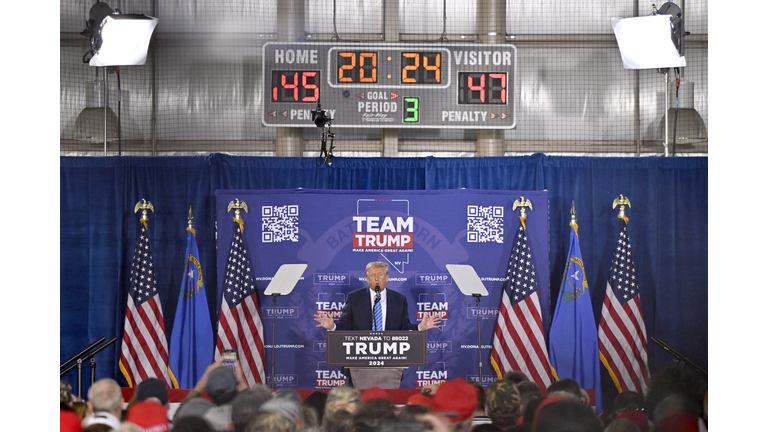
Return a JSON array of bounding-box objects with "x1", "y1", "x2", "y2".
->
[{"x1": 60, "y1": 154, "x2": 707, "y2": 402}]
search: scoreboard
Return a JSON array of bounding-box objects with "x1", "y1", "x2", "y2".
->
[{"x1": 262, "y1": 42, "x2": 517, "y2": 129}]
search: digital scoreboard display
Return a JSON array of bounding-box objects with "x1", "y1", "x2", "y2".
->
[{"x1": 262, "y1": 42, "x2": 517, "y2": 129}]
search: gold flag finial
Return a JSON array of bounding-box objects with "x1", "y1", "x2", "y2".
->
[
  {"x1": 612, "y1": 194, "x2": 631, "y2": 219},
  {"x1": 227, "y1": 199, "x2": 248, "y2": 232},
  {"x1": 569, "y1": 200, "x2": 580, "y2": 238},
  {"x1": 570, "y1": 200, "x2": 578, "y2": 227},
  {"x1": 134, "y1": 199, "x2": 154, "y2": 221},
  {"x1": 226, "y1": 199, "x2": 249, "y2": 219},
  {"x1": 187, "y1": 206, "x2": 196, "y2": 236},
  {"x1": 512, "y1": 197, "x2": 532, "y2": 218}
]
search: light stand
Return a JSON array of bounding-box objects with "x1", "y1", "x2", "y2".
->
[
  {"x1": 80, "y1": 2, "x2": 158, "y2": 156},
  {"x1": 263, "y1": 264, "x2": 307, "y2": 390},
  {"x1": 611, "y1": 2, "x2": 688, "y2": 157},
  {"x1": 473, "y1": 293, "x2": 482, "y2": 379},
  {"x1": 311, "y1": 102, "x2": 335, "y2": 165},
  {"x1": 446, "y1": 264, "x2": 489, "y2": 383}
]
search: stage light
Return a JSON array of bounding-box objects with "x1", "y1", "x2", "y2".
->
[
  {"x1": 81, "y1": 2, "x2": 158, "y2": 67},
  {"x1": 611, "y1": 11, "x2": 685, "y2": 69},
  {"x1": 77, "y1": 2, "x2": 158, "y2": 155},
  {"x1": 611, "y1": 2, "x2": 704, "y2": 156}
]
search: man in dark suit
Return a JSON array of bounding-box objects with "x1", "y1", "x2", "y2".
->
[{"x1": 314, "y1": 261, "x2": 441, "y2": 331}]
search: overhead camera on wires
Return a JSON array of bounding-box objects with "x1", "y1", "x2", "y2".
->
[{"x1": 311, "y1": 102, "x2": 333, "y2": 128}]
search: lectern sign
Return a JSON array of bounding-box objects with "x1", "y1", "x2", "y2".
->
[{"x1": 327, "y1": 331, "x2": 427, "y2": 367}]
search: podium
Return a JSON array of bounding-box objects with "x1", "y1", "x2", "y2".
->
[
  {"x1": 326, "y1": 331, "x2": 427, "y2": 390},
  {"x1": 347, "y1": 367, "x2": 406, "y2": 390}
]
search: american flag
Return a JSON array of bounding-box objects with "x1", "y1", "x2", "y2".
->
[
  {"x1": 598, "y1": 216, "x2": 649, "y2": 394},
  {"x1": 120, "y1": 220, "x2": 174, "y2": 387},
  {"x1": 215, "y1": 219, "x2": 266, "y2": 386},
  {"x1": 491, "y1": 217, "x2": 552, "y2": 392}
]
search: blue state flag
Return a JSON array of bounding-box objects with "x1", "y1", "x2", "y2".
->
[
  {"x1": 548, "y1": 222, "x2": 602, "y2": 412},
  {"x1": 169, "y1": 228, "x2": 215, "y2": 389}
]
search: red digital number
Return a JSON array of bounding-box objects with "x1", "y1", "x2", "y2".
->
[
  {"x1": 282, "y1": 72, "x2": 299, "y2": 101},
  {"x1": 302, "y1": 72, "x2": 318, "y2": 102},
  {"x1": 468, "y1": 74, "x2": 485, "y2": 103},
  {"x1": 489, "y1": 73, "x2": 506, "y2": 103}
]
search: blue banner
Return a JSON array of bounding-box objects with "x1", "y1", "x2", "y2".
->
[{"x1": 215, "y1": 189, "x2": 549, "y2": 389}]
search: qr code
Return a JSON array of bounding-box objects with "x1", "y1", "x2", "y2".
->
[
  {"x1": 261, "y1": 205, "x2": 299, "y2": 242},
  {"x1": 467, "y1": 205, "x2": 504, "y2": 243}
]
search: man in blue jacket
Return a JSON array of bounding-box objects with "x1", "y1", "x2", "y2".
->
[{"x1": 314, "y1": 261, "x2": 441, "y2": 332}]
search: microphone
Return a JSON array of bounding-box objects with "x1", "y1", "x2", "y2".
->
[{"x1": 372, "y1": 284, "x2": 381, "y2": 331}]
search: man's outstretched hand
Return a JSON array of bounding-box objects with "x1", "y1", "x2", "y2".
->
[
  {"x1": 419, "y1": 314, "x2": 442, "y2": 331},
  {"x1": 314, "y1": 311, "x2": 334, "y2": 329}
]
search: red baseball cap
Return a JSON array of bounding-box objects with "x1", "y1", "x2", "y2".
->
[
  {"x1": 362, "y1": 387, "x2": 393, "y2": 403},
  {"x1": 126, "y1": 401, "x2": 169, "y2": 432},
  {"x1": 406, "y1": 393, "x2": 434, "y2": 409},
  {"x1": 432, "y1": 378, "x2": 477, "y2": 423}
]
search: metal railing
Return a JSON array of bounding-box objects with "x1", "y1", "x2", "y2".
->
[
  {"x1": 60, "y1": 337, "x2": 118, "y2": 398},
  {"x1": 651, "y1": 336, "x2": 707, "y2": 378}
]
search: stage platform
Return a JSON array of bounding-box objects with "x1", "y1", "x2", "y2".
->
[{"x1": 122, "y1": 387, "x2": 424, "y2": 406}]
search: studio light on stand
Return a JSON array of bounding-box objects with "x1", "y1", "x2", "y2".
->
[
  {"x1": 612, "y1": 2, "x2": 698, "y2": 157},
  {"x1": 77, "y1": 2, "x2": 158, "y2": 156}
]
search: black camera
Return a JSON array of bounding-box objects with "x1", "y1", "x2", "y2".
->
[{"x1": 311, "y1": 102, "x2": 333, "y2": 128}]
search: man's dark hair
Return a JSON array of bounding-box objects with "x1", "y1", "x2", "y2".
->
[
  {"x1": 546, "y1": 378, "x2": 582, "y2": 400},
  {"x1": 613, "y1": 391, "x2": 644, "y2": 412},
  {"x1": 354, "y1": 397, "x2": 398, "y2": 432},
  {"x1": 231, "y1": 386, "x2": 273, "y2": 432},
  {"x1": 468, "y1": 380, "x2": 486, "y2": 412},
  {"x1": 209, "y1": 388, "x2": 237, "y2": 406},
  {"x1": 471, "y1": 424, "x2": 503, "y2": 432},
  {"x1": 304, "y1": 391, "x2": 329, "y2": 423},
  {"x1": 503, "y1": 371, "x2": 529, "y2": 384},
  {"x1": 533, "y1": 398, "x2": 603, "y2": 432},
  {"x1": 516, "y1": 381, "x2": 542, "y2": 409},
  {"x1": 652, "y1": 393, "x2": 702, "y2": 427},
  {"x1": 323, "y1": 409, "x2": 356, "y2": 432},
  {"x1": 520, "y1": 397, "x2": 543, "y2": 428},
  {"x1": 643, "y1": 364, "x2": 705, "y2": 422},
  {"x1": 398, "y1": 404, "x2": 431, "y2": 422},
  {"x1": 173, "y1": 416, "x2": 216, "y2": 432},
  {"x1": 83, "y1": 425, "x2": 114, "y2": 432}
]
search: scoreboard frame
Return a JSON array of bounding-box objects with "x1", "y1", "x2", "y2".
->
[{"x1": 262, "y1": 42, "x2": 517, "y2": 129}]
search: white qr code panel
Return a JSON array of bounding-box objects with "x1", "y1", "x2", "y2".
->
[
  {"x1": 262, "y1": 205, "x2": 299, "y2": 242},
  {"x1": 467, "y1": 205, "x2": 504, "y2": 243}
]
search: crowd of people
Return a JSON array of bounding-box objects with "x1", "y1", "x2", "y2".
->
[{"x1": 61, "y1": 360, "x2": 707, "y2": 432}]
